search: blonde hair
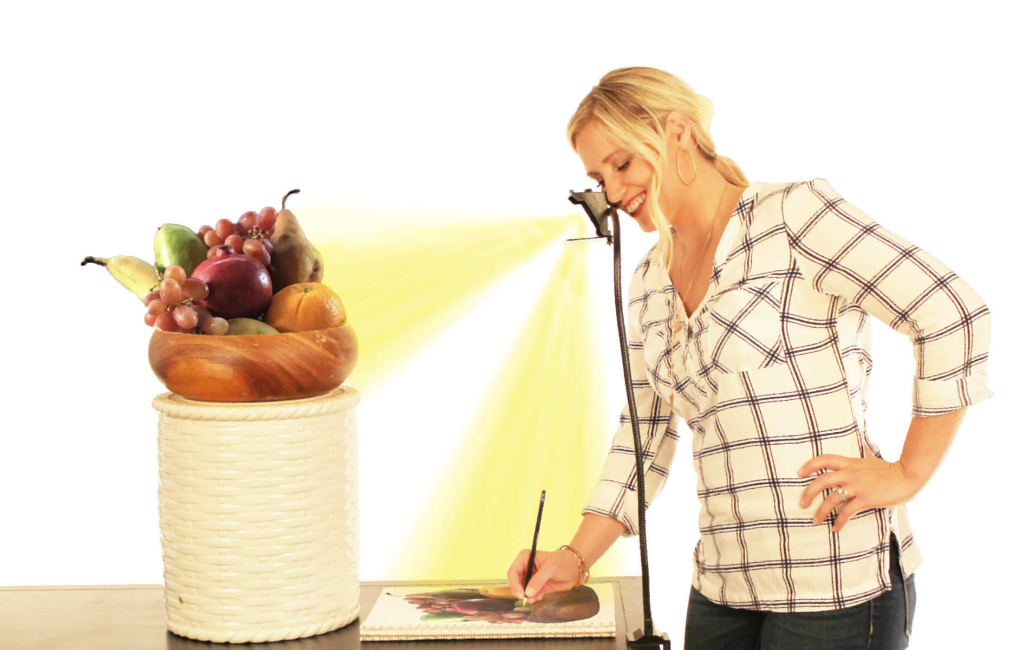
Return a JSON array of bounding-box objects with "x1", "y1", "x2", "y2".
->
[{"x1": 567, "y1": 67, "x2": 747, "y2": 265}]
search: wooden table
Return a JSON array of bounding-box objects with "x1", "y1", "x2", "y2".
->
[{"x1": 1, "y1": 577, "x2": 646, "y2": 649}]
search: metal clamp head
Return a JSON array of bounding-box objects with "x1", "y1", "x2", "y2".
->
[{"x1": 568, "y1": 189, "x2": 613, "y2": 242}]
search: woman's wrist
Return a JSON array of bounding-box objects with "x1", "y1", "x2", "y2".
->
[
  {"x1": 898, "y1": 408, "x2": 966, "y2": 495},
  {"x1": 558, "y1": 544, "x2": 590, "y2": 587},
  {"x1": 570, "y1": 514, "x2": 624, "y2": 563}
]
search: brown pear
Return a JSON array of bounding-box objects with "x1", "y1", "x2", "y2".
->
[{"x1": 267, "y1": 189, "x2": 325, "y2": 293}]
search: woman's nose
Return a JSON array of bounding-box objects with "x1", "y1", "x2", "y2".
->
[{"x1": 604, "y1": 179, "x2": 626, "y2": 208}]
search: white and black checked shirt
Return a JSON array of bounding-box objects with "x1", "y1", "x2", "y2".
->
[{"x1": 583, "y1": 179, "x2": 993, "y2": 612}]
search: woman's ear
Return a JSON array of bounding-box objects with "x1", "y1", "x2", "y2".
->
[{"x1": 665, "y1": 111, "x2": 692, "y2": 145}]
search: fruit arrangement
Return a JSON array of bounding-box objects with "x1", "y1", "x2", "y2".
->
[
  {"x1": 83, "y1": 189, "x2": 335, "y2": 336},
  {"x1": 84, "y1": 189, "x2": 357, "y2": 402}
]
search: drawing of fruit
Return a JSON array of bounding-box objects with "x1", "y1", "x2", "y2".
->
[
  {"x1": 528, "y1": 585, "x2": 600, "y2": 623},
  {"x1": 449, "y1": 598, "x2": 515, "y2": 615}
]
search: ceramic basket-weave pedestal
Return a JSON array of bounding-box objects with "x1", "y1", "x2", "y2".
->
[{"x1": 152, "y1": 387, "x2": 360, "y2": 643}]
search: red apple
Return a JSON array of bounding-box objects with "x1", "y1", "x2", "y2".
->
[{"x1": 191, "y1": 253, "x2": 273, "y2": 320}]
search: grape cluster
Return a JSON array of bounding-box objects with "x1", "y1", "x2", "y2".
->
[
  {"x1": 143, "y1": 264, "x2": 228, "y2": 334},
  {"x1": 197, "y1": 206, "x2": 278, "y2": 267},
  {"x1": 404, "y1": 594, "x2": 530, "y2": 625}
]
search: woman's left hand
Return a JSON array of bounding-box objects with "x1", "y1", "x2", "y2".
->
[{"x1": 797, "y1": 455, "x2": 923, "y2": 532}]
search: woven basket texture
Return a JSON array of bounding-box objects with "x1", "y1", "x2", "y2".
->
[{"x1": 153, "y1": 387, "x2": 360, "y2": 643}]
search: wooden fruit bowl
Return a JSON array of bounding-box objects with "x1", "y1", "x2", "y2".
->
[{"x1": 148, "y1": 324, "x2": 358, "y2": 402}]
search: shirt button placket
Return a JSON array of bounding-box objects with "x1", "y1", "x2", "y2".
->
[
  {"x1": 669, "y1": 311, "x2": 685, "y2": 408},
  {"x1": 683, "y1": 321, "x2": 696, "y2": 375},
  {"x1": 685, "y1": 318, "x2": 709, "y2": 404}
]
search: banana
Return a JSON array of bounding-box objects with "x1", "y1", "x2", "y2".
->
[{"x1": 82, "y1": 255, "x2": 162, "y2": 301}]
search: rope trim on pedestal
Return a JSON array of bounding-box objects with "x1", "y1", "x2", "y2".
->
[
  {"x1": 152, "y1": 387, "x2": 359, "y2": 421},
  {"x1": 167, "y1": 603, "x2": 359, "y2": 643}
]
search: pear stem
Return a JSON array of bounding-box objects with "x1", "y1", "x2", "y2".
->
[
  {"x1": 282, "y1": 189, "x2": 300, "y2": 210},
  {"x1": 81, "y1": 256, "x2": 108, "y2": 267}
]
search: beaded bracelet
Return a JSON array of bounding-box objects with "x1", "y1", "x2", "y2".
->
[{"x1": 558, "y1": 544, "x2": 590, "y2": 587}]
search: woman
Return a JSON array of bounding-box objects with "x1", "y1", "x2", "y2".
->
[{"x1": 506, "y1": 67, "x2": 992, "y2": 649}]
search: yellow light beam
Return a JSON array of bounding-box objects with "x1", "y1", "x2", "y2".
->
[
  {"x1": 388, "y1": 220, "x2": 629, "y2": 580},
  {"x1": 308, "y1": 212, "x2": 579, "y2": 395}
]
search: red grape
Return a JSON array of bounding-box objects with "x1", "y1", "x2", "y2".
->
[
  {"x1": 262, "y1": 239, "x2": 274, "y2": 255},
  {"x1": 204, "y1": 230, "x2": 224, "y2": 247},
  {"x1": 154, "y1": 312, "x2": 178, "y2": 331},
  {"x1": 238, "y1": 211, "x2": 257, "y2": 234},
  {"x1": 202, "y1": 317, "x2": 229, "y2": 336},
  {"x1": 173, "y1": 304, "x2": 199, "y2": 330},
  {"x1": 225, "y1": 234, "x2": 244, "y2": 253},
  {"x1": 143, "y1": 291, "x2": 161, "y2": 306},
  {"x1": 159, "y1": 278, "x2": 183, "y2": 305},
  {"x1": 207, "y1": 245, "x2": 231, "y2": 259},
  {"x1": 192, "y1": 304, "x2": 212, "y2": 323},
  {"x1": 164, "y1": 265, "x2": 187, "y2": 285},
  {"x1": 257, "y1": 208, "x2": 276, "y2": 231},
  {"x1": 242, "y1": 239, "x2": 271, "y2": 266},
  {"x1": 182, "y1": 277, "x2": 210, "y2": 301},
  {"x1": 198, "y1": 225, "x2": 213, "y2": 237},
  {"x1": 147, "y1": 298, "x2": 168, "y2": 316},
  {"x1": 215, "y1": 219, "x2": 235, "y2": 240},
  {"x1": 145, "y1": 312, "x2": 158, "y2": 327},
  {"x1": 242, "y1": 238, "x2": 266, "y2": 257}
]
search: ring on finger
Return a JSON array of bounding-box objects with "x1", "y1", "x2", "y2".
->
[{"x1": 835, "y1": 486, "x2": 851, "y2": 502}]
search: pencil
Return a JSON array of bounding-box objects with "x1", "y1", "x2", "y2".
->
[{"x1": 521, "y1": 490, "x2": 546, "y2": 606}]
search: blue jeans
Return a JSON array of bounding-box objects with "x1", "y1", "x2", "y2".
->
[{"x1": 684, "y1": 536, "x2": 916, "y2": 649}]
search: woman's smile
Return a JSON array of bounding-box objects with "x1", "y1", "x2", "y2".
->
[{"x1": 622, "y1": 191, "x2": 647, "y2": 217}]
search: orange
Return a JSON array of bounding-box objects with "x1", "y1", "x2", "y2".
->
[{"x1": 264, "y1": 282, "x2": 347, "y2": 333}]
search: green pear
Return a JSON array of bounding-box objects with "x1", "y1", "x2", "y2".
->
[{"x1": 154, "y1": 224, "x2": 208, "y2": 275}]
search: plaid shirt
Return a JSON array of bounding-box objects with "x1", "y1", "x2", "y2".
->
[{"x1": 583, "y1": 179, "x2": 993, "y2": 612}]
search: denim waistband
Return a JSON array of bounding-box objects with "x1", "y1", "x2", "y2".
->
[{"x1": 888, "y1": 532, "x2": 914, "y2": 640}]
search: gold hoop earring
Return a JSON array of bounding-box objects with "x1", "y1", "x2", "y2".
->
[{"x1": 675, "y1": 148, "x2": 697, "y2": 186}]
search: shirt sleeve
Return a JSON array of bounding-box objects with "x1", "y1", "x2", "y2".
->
[
  {"x1": 582, "y1": 257, "x2": 680, "y2": 537},
  {"x1": 781, "y1": 179, "x2": 993, "y2": 417}
]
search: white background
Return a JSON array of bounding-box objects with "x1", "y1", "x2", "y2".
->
[{"x1": 2, "y1": 1, "x2": 1021, "y2": 647}]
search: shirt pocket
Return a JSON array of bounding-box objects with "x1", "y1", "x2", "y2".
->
[{"x1": 703, "y1": 279, "x2": 785, "y2": 374}]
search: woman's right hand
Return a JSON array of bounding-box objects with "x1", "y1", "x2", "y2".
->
[{"x1": 506, "y1": 548, "x2": 581, "y2": 603}]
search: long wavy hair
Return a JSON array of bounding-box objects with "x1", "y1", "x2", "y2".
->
[{"x1": 567, "y1": 67, "x2": 748, "y2": 266}]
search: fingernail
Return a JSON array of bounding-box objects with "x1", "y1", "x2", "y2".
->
[{"x1": 525, "y1": 588, "x2": 535, "y2": 598}]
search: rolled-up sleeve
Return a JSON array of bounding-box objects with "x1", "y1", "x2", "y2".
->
[
  {"x1": 583, "y1": 262, "x2": 679, "y2": 537},
  {"x1": 781, "y1": 179, "x2": 993, "y2": 417}
]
